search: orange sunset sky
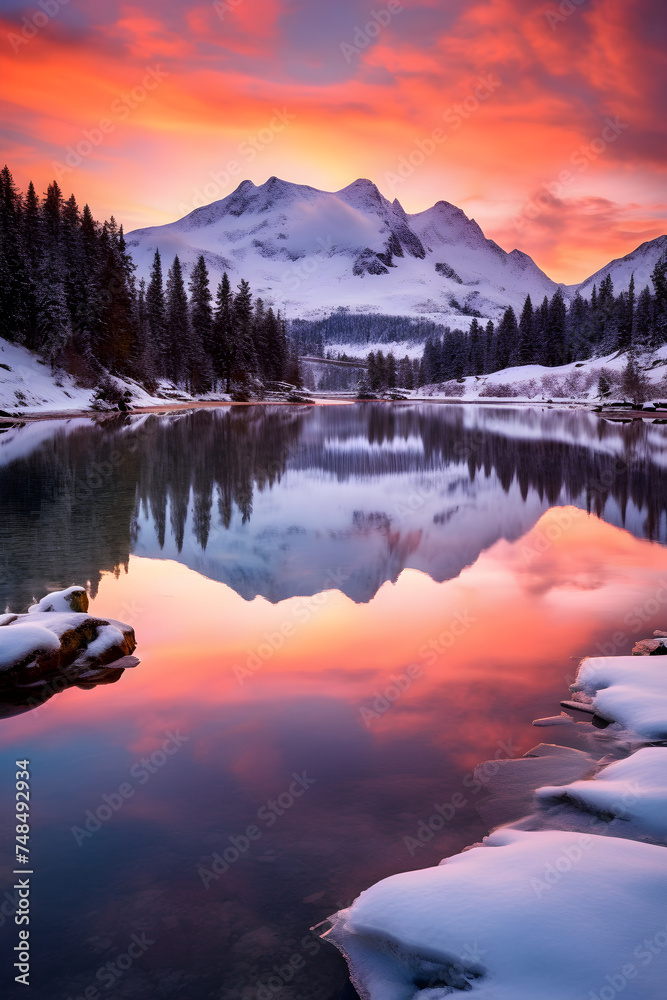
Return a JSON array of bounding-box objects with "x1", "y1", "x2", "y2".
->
[{"x1": 2, "y1": 0, "x2": 666, "y2": 282}]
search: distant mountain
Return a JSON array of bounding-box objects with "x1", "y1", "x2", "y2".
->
[
  {"x1": 126, "y1": 177, "x2": 666, "y2": 324},
  {"x1": 568, "y1": 235, "x2": 667, "y2": 300},
  {"x1": 126, "y1": 177, "x2": 561, "y2": 323}
]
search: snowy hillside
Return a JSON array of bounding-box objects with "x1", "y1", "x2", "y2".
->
[
  {"x1": 571, "y1": 234, "x2": 667, "y2": 300},
  {"x1": 126, "y1": 177, "x2": 561, "y2": 323}
]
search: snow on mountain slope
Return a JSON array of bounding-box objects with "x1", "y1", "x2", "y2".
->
[
  {"x1": 126, "y1": 177, "x2": 561, "y2": 323},
  {"x1": 568, "y1": 234, "x2": 667, "y2": 300}
]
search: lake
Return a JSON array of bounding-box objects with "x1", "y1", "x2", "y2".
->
[{"x1": 1, "y1": 402, "x2": 667, "y2": 1000}]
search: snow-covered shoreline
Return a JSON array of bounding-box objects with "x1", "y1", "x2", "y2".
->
[
  {"x1": 4, "y1": 333, "x2": 667, "y2": 422},
  {"x1": 322, "y1": 634, "x2": 667, "y2": 999}
]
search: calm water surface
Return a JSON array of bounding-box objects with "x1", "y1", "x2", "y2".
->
[{"x1": 1, "y1": 403, "x2": 667, "y2": 999}]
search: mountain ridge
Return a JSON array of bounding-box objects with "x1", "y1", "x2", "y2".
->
[{"x1": 126, "y1": 177, "x2": 666, "y2": 325}]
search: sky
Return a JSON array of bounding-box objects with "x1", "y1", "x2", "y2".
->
[{"x1": 1, "y1": 0, "x2": 665, "y2": 283}]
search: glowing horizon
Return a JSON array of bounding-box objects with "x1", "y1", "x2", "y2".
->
[{"x1": 2, "y1": 0, "x2": 665, "y2": 283}]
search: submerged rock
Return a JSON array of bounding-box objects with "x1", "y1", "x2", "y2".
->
[{"x1": 0, "y1": 587, "x2": 139, "y2": 717}]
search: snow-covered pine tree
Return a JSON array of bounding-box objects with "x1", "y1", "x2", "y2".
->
[
  {"x1": 566, "y1": 291, "x2": 590, "y2": 362},
  {"x1": 633, "y1": 285, "x2": 654, "y2": 351},
  {"x1": 35, "y1": 254, "x2": 71, "y2": 365},
  {"x1": 386, "y1": 351, "x2": 397, "y2": 388},
  {"x1": 650, "y1": 250, "x2": 667, "y2": 347}
]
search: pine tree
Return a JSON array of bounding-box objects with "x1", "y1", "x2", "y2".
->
[
  {"x1": 567, "y1": 292, "x2": 589, "y2": 361},
  {"x1": 42, "y1": 181, "x2": 63, "y2": 242},
  {"x1": 397, "y1": 354, "x2": 413, "y2": 388},
  {"x1": 597, "y1": 370, "x2": 611, "y2": 398},
  {"x1": 533, "y1": 296, "x2": 550, "y2": 365},
  {"x1": 35, "y1": 254, "x2": 71, "y2": 364},
  {"x1": 650, "y1": 250, "x2": 667, "y2": 346},
  {"x1": 545, "y1": 288, "x2": 567, "y2": 366},
  {"x1": 0, "y1": 165, "x2": 29, "y2": 345},
  {"x1": 231, "y1": 278, "x2": 257, "y2": 384},
  {"x1": 189, "y1": 255, "x2": 214, "y2": 391},
  {"x1": 96, "y1": 226, "x2": 136, "y2": 373},
  {"x1": 633, "y1": 286, "x2": 653, "y2": 351},
  {"x1": 212, "y1": 272, "x2": 234, "y2": 390},
  {"x1": 494, "y1": 306, "x2": 519, "y2": 371},
  {"x1": 484, "y1": 321, "x2": 494, "y2": 373},
  {"x1": 386, "y1": 351, "x2": 397, "y2": 388},
  {"x1": 617, "y1": 273, "x2": 635, "y2": 352},
  {"x1": 165, "y1": 255, "x2": 190, "y2": 384},
  {"x1": 518, "y1": 295, "x2": 534, "y2": 365},
  {"x1": 263, "y1": 307, "x2": 287, "y2": 381},
  {"x1": 146, "y1": 250, "x2": 167, "y2": 377}
]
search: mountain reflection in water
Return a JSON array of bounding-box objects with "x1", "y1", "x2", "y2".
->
[{"x1": 1, "y1": 404, "x2": 666, "y2": 611}]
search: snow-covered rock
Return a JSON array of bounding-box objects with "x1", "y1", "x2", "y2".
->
[
  {"x1": 0, "y1": 589, "x2": 138, "y2": 707},
  {"x1": 28, "y1": 585, "x2": 89, "y2": 614},
  {"x1": 535, "y1": 748, "x2": 667, "y2": 845},
  {"x1": 324, "y1": 828, "x2": 667, "y2": 1000},
  {"x1": 569, "y1": 655, "x2": 667, "y2": 740}
]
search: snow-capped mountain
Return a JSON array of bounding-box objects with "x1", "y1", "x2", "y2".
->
[
  {"x1": 126, "y1": 177, "x2": 561, "y2": 323},
  {"x1": 569, "y1": 234, "x2": 667, "y2": 300}
]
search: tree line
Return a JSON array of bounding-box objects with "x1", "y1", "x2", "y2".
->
[
  {"x1": 418, "y1": 266, "x2": 667, "y2": 385},
  {"x1": 0, "y1": 166, "x2": 301, "y2": 395}
]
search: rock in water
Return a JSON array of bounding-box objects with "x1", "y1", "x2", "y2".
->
[
  {"x1": 28, "y1": 585, "x2": 89, "y2": 614},
  {"x1": 0, "y1": 587, "x2": 139, "y2": 717}
]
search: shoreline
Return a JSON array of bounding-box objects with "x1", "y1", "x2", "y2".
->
[{"x1": 1, "y1": 396, "x2": 663, "y2": 424}]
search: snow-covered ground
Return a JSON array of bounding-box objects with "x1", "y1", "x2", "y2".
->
[
  {"x1": 4, "y1": 332, "x2": 667, "y2": 419},
  {"x1": 535, "y1": 748, "x2": 667, "y2": 844},
  {"x1": 324, "y1": 637, "x2": 667, "y2": 998},
  {"x1": 569, "y1": 654, "x2": 667, "y2": 740},
  {"x1": 414, "y1": 350, "x2": 667, "y2": 404},
  {"x1": 0, "y1": 337, "x2": 229, "y2": 417}
]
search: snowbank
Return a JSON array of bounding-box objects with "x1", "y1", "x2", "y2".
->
[
  {"x1": 536, "y1": 748, "x2": 667, "y2": 844},
  {"x1": 569, "y1": 655, "x2": 667, "y2": 740},
  {"x1": 324, "y1": 628, "x2": 667, "y2": 999},
  {"x1": 325, "y1": 829, "x2": 667, "y2": 1000},
  {"x1": 0, "y1": 337, "x2": 229, "y2": 417}
]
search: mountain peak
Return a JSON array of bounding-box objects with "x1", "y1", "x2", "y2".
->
[{"x1": 127, "y1": 175, "x2": 563, "y2": 321}]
